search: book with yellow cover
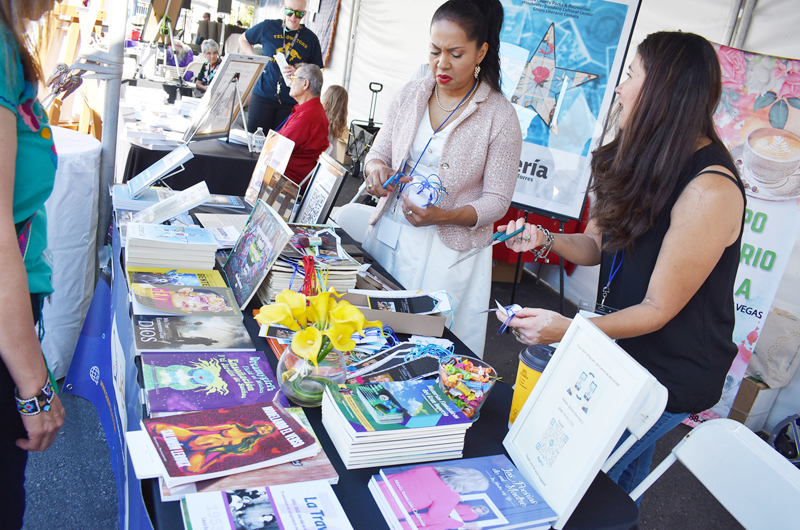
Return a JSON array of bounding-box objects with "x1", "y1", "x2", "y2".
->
[{"x1": 126, "y1": 267, "x2": 228, "y2": 288}]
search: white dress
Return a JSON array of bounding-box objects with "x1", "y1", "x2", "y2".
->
[{"x1": 363, "y1": 106, "x2": 492, "y2": 358}]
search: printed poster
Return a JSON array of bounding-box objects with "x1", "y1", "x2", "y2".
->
[
  {"x1": 689, "y1": 45, "x2": 800, "y2": 424},
  {"x1": 500, "y1": 0, "x2": 640, "y2": 219}
]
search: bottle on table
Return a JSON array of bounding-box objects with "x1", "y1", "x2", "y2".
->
[{"x1": 252, "y1": 127, "x2": 266, "y2": 153}]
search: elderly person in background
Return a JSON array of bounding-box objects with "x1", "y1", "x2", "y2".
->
[
  {"x1": 362, "y1": 0, "x2": 522, "y2": 357},
  {"x1": 195, "y1": 39, "x2": 221, "y2": 95},
  {"x1": 165, "y1": 39, "x2": 194, "y2": 82},
  {"x1": 278, "y1": 63, "x2": 329, "y2": 184},
  {"x1": 239, "y1": 0, "x2": 323, "y2": 133}
]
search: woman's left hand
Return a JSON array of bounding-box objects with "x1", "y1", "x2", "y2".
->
[
  {"x1": 496, "y1": 307, "x2": 571, "y2": 345},
  {"x1": 401, "y1": 195, "x2": 443, "y2": 227}
]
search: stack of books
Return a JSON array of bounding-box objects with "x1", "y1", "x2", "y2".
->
[
  {"x1": 127, "y1": 268, "x2": 255, "y2": 355},
  {"x1": 369, "y1": 455, "x2": 557, "y2": 530},
  {"x1": 257, "y1": 224, "x2": 361, "y2": 303},
  {"x1": 126, "y1": 223, "x2": 219, "y2": 270},
  {"x1": 125, "y1": 122, "x2": 184, "y2": 149},
  {"x1": 321, "y1": 379, "x2": 473, "y2": 469}
]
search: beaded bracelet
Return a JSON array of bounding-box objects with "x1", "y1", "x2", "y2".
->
[
  {"x1": 530, "y1": 225, "x2": 555, "y2": 263},
  {"x1": 15, "y1": 377, "x2": 55, "y2": 416}
]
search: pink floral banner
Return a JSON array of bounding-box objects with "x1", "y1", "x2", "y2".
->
[{"x1": 686, "y1": 45, "x2": 800, "y2": 427}]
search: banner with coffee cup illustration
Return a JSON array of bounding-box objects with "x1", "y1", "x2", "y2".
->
[{"x1": 686, "y1": 45, "x2": 800, "y2": 426}]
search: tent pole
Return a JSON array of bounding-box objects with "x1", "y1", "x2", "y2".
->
[
  {"x1": 722, "y1": 0, "x2": 744, "y2": 46},
  {"x1": 97, "y1": 0, "x2": 127, "y2": 261},
  {"x1": 732, "y1": 0, "x2": 758, "y2": 49},
  {"x1": 343, "y1": 0, "x2": 362, "y2": 91}
]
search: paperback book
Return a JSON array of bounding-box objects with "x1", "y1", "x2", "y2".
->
[
  {"x1": 141, "y1": 402, "x2": 319, "y2": 487},
  {"x1": 181, "y1": 480, "x2": 353, "y2": 530},
  {"x1": 223, "y1": 200, "x2": 293, "y2": 309},
  {"x1": 133, "y1": 316, "x2": 255, "y2": 353},
  {"x1": 160, "y1": 407, "x2": 338, "y2": 501},
  {"x1": 373, "y1": 455, "x2": 557, "y2": 530},
  {"x1": 243, "y1": 130, "x2": 295, "y2": 206},
  {"x1": 141, "y1": 352, "x2": 288, "y2": 414},
  {"x1": 126, "y1": 267, "x2": 227, "y2": 288},
  {"x1": 130, "y1": 284, "x2": 243, "y2": 318},
  {"x1": 127, "y1": 144, "x2": 194, "y2": 198}
]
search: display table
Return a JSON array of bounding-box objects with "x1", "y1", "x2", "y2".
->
[
  {"x1": 137, "y1": 228, "x2": 638, "y2": 530},
  {"x1": 121, "y1": 138, "x2": 259, "y2": 196},
  {"x1": 42, "y1": 126, "x2": 102, "y2": 379}
]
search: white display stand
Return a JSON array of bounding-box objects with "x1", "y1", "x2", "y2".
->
[{"x1": 42, "y1": 126, "x2": 102, "y2": 379}]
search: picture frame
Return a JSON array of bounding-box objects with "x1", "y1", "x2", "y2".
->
[
  {"x1": 293, "y1": 152, "x2": 347, "y2": 224},
  {"x1": 182, "y1": 53, "x2": 269, "y2": 142},
  {"x1": 503, "y1": 314, "x2": 654, "y2": 524}
]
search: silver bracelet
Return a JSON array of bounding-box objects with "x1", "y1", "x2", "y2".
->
[{"x1": 530, "y1": 225, "x2": 555, "y2": 262}]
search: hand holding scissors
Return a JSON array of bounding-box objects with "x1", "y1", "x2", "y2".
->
[{"x1": 449, "y1": 225, "x2": 525, "y2": 269}]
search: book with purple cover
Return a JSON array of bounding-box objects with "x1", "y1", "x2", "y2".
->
[{"x1": 141, "y1": 352, "x2": 288, "y2": 413}]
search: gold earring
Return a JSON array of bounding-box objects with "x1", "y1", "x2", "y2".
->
[{"x1": 474, "y1": 65, "x2": 481, "y2": 79}]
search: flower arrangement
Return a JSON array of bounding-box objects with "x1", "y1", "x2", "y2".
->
[{"x1": 256, "y1": 288, "x2": 381, "y2": 363}]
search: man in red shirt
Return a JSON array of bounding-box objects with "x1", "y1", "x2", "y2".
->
[{"x1": 279, "y1": 63, "x2": 329, "y2": 184}]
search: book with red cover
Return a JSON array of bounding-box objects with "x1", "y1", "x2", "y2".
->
[{"x1": 141, "y1": 402, "x2": 319, "y2": 487}]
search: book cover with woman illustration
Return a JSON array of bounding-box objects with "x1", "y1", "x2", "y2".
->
[
  {"x1": 131, "y1": 283, "x2": 243, "y2": 318},
  {"x1": 142, "y1": 402, "x2": 319, "y2": 487},
  {"x1": 374, "y1": 455, "x2": 556, "y2": 530}
]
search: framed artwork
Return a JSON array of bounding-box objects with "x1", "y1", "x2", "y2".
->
[{"x1": 293, "y1": 152, "x2": 347, "y2": 224}]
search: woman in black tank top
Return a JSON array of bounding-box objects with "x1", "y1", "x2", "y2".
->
[{"x1": 497, "y1": 32, "x2": 745, "y2": 497}]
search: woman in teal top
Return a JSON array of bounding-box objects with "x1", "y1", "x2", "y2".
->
[{"x1": 1, "y1": 1, "x2": 66, "y2": 526}]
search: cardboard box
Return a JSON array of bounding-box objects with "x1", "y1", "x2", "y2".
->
[
  {"x1": 341, "y1": 292, "x2": 446, "y2": 337},
  {"x1": 728, "y1": 376, "x2": 780, "y2": 432},
  {"x1": 727, "y1": 408, "x2": 770, "y2": 433},
  {"x1": 491, "y1": 260, "x2": 524, "y2": 283}
]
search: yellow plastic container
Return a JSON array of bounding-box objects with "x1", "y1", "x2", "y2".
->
[{"x1": 509, "y1": 345, "x2": 554, "y2": 425}]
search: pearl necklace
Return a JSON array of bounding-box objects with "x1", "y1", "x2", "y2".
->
[{"x1": 435, "y1": 81, "x2": 478, "y2": 113}]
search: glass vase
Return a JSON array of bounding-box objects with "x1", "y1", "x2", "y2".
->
[{"x1": 276, "y1": 346, "x2": 347, "y2": 407}]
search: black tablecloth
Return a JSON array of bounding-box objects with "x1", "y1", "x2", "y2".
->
[
  {"x1": 140, "y1": 228, "x2": 639, "y2": 530},
  {"x1": 122, "y1": 138, "x2": 259, "y2": 196}
]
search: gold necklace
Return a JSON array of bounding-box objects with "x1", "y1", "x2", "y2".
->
[{"x1": 435, "y1": 81, "x2": 478, "y2": 113}]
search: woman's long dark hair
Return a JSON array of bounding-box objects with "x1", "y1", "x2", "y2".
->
[
  {"x1": 590, "y1": 32, "x2": 732, "y2": 251},
  {"x1": 0, "y1": 1, "x2": 49, "y2": 83},
  {"x1": 432, "y1": 0, "x2": 504, "y2": 93}
]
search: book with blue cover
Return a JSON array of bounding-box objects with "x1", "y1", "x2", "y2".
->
[
  {"x1": 127, "y1": 223, "x2": 219, "y2": 251},
  {"x1": 373, "y1": 455, "x2": 557, "y2": 530}
]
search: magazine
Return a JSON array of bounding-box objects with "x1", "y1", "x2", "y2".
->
[
  {"x1": 141, "y1": 352, "x2": 287, "y2": 413},
  {"x1": 126, "y1": 267, "x2": 227, "y2": 288}
]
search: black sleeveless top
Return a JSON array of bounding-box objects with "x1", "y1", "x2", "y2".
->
[{"x1": 598, "y1": 142, "x2": 745, "y2": 413}]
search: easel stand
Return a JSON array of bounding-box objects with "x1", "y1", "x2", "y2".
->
[
  {"x1": 185, "y1": 73, "x2": 251, "y2": 151},
  {"x1": 508, "y1": 205, "x2": 574, "y2": 316}
]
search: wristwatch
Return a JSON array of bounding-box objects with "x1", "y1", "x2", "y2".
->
[{"x1": 15, "y1": 377, "x2": 55, "y2": 416}]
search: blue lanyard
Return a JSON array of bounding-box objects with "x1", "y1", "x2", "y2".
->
[
  {"x1": 388, "y1": 79, "x2": 478, "y2": 194},
  {"x1": 600, "y1": 249, "x2": 624, "y2": 307},
  {"x1": 276, "y1": 113, "x2": 291, "y2": 132}
]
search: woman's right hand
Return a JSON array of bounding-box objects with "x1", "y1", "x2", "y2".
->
[
  {"x1": 364, "y1": 164, "x2": 410, "y2": 198},
  {"x1": 500, "y1": 218, "x2": 546, "y2": 253}
]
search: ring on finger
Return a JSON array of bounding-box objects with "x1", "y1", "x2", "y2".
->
[
  {"x1": 512, "y1": 328, "x2": 522, "y2": 339},
  {"x1": 514, "y1": 236, "x2": 523, "y2": 243},
  {"x1": 405, "y1": 210, "x2": 412, "y2": 216},
  {"x1": 522, "y1": 235, "x2": 532, "y2": 242},
  {"x1": 367, "y1": 183, "x2": 374, "y2": 189}
]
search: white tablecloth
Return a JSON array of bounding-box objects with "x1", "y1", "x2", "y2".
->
[{"x1": 41, "y1": 127, "x2": 102, "y2": 379}]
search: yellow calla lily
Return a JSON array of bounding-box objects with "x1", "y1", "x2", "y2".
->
[
  {"x1": 291, "y1": 326, "x2": 323, "y2": 362},
  {"x1": 276, "y1": 290, "x2": 308, "y2": 327},
  {"x1": 255, "y1": 303, "x2": 301, "y2": 331},
  {"x1": 324, "y1": 322, "x2": 358, "y2": 352},
  {"x1": 329, "y1": 300, "x2": 382, "y2": 335},
  {"x1": 306, "y1": 288, "x2": 341, "y2": 327}
]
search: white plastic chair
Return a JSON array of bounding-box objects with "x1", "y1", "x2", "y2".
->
[
  {"x1": 329, "y1": 203, "x2": 374, "y2": 244},
  {"x1": 630, "y1": 418, "x2": 800, "y2": 529}
]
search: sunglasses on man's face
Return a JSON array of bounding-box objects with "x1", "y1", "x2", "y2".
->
[{"x1": 284, "y1": 8, "x2": 306, "y2": 18}]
